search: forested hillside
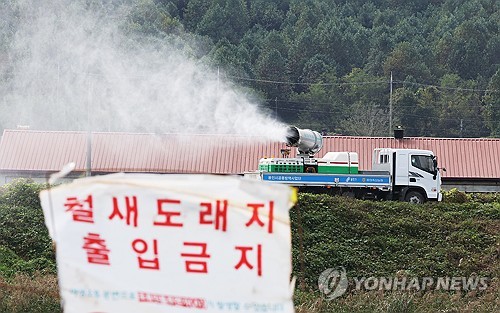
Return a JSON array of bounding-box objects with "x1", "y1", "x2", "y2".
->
[{"x1": 1, "y1": 0, "x2": 499, "y2": 137}]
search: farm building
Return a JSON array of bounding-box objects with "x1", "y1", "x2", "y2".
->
[{"x1": 0, "y1": 129, "x2": 499, "y2": 192}]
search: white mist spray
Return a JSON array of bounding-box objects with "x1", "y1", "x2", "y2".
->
[{"x1": 0, "y1": 0, "x2": 288, "y2": 141}]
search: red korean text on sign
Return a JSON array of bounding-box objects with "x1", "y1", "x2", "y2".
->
[
  {"x1": 199, "y1": 200, "x2": 228, "y2": 232},
  {"x1": 82, "y1": 233, "x2": 111, "y2": 265},
  {"x1": 132, "y1": 239, "x2": 160, "y2": 270},
  {"x1": 64, "y1": 195, "x2": 94, "y2": 223},
  {"x1": 138, "y1": 292, "x2": 162, "y2": 304},
  {"x1": 245, "y1": 201, "x2": 274, "y2": 234},
  {"x1": 181, "y1": 242, "x2": 211, "y2": 274},
  {"x1": 109, "y1": 196, "x2": 138, "y2": 227},
  {"x1": 154, "y1": 199, "x2": 183, "y2": 227},
  {"x1": 234, "y1": 244, "x2": 262, "y2": 276}
]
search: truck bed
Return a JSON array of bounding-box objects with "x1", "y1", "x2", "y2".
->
[{"x1": 245, "y1": 172, "x2": 392, "y2": 188}]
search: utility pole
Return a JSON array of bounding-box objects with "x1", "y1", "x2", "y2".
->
[
  {"x1": 217, "y1": 67, "x2": 220, "y2": 98},
  {"x1": 275, "y1": 97, "x2": 278, "y2": 119},
  {"x1": 389, "y1": 71, "x2": 393, "y2": 136},
  {"x1": 86, "y1": 77, "x2": 93, "y2": 177},
  {"x1": 460, "y1": 119, "x2": 463, "y2": 138}
]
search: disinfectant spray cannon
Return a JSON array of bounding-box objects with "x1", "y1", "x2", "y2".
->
[{"x1": 285, "y1": 126, "x2": 323, "y2": 157}]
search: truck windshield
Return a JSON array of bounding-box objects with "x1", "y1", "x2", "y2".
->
[{"x1": 411, "y1": 155, "x2": 436, "y2": 174}]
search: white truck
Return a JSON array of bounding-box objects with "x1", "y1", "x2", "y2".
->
[{"x1": 245, "y1": 126, "x2": 443, "y2": 203}]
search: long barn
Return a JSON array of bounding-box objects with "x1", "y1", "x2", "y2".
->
[{"x1": 0, "y1": 129, "x2": 499, "y2": 192}]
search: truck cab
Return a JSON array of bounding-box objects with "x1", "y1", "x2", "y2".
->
[{"x1": 372, "y1": 149, "x2": 442, "y2": 203}]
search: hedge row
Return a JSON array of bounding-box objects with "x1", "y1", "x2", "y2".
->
[
  {"x1": 290, "y1": 193, "x2": 499, "y2": 288},
  {"x1": 0, "y1": 179, "x2": 55, "y2": 278}
]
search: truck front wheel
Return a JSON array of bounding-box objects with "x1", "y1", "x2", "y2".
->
[{"x1": 405, "y1": 191, "x2": 425, "y2": 204}]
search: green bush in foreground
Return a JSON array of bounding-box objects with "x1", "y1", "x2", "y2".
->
[
  {"x1": 290, "y1": 193, "x2": 499, "y2": 288},
  {"x1": 0, "y1": 245, "x2": 55, "y2": 278},
  {"x1": 443, "y1": 188, "x2": 500, "y2": 204},
  {"x1": 0, "y1": 179, "x2": 54, "y2": 260},
  {"x1": 0, "y1": 179, "x2": 56, "y2": 276}
]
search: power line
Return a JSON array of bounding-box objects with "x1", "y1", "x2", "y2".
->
[
  {"x1": 3, "y1": 61, "x2": 498, "y2": 93},
  {"x1": 394, "y1": 80, "x2": 499, "y2": 93},
  {"x1": 398, "y1": 113, "x2": 488, "y2": 123},
  {"x1": 265, "y1": 97, "x2": 488, "y2": 109},
  {"x1": 273, "y1": 105, "x2": 500, "y2": 123},
  {"x1": 226, "y1": 74, "x2": 388, "y2": 86},
  {"x1": 277, "y1": 106, "x2": 489, "y2": 120},
  {"x1": 264, "y1": 98, "x2": 348, "y2": 107},
  {"x1": 228, "y1": 73, "x2": 499, "y2": 93}
]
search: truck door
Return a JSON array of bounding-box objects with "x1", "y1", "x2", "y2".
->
[
  {"x1": 395, "y1": 151, "x2": 409, "y2": 186},
  {"x1": 408, "y1": 154, "x2": 439, "y2": 200}
]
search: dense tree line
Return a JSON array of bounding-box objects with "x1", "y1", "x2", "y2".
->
[{"x1": 1, "y1": 0, "x2": 499, "y2": 137}]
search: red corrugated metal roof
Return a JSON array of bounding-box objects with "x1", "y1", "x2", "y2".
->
[
  {"x1": 1, "y1": 129, "x2": 499, "y2": 179},
  {"x1": 0, "y1": 130, "x2": 88, "y2": 172},
  {"x1": 319, "y1": 136, "x2": 500, "y2": 179}
]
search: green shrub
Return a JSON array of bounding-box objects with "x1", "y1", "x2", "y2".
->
[
  {"x1": 291, "y1": 194, "x2": 499, "y2": 289},
  {"x1": 0, "y1": 178, "x2": 46, "y2": 208},
  {"x1": 0, "y1": 204, "x2": 55, "y2": 262},
  {"x1": 468, "y1": 192, "x2": 500, "y2": 204},
  {"x1": 0, "y1": 246, "x2": 19, "y2": 277},
  {"x1": 443, "y1": 188, "x2": 470, "y2": 203},
  {"x1": 0, "y1": 246, "x2": 56, "y2": 278},
  {"x1": 0, "y1": 179, "x2": 55, "y2": 273},
  {"x1": 443, "y1": 188, "x2": 500, "y2": 204}
]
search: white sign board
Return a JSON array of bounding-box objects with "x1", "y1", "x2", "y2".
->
[{"x1": 40, "y1": 173, "x2": 296, "y2": 313}]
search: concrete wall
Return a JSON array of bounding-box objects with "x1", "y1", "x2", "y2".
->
[
  {"x1": 442, "y1": 179, "x2": 500, "y2": 193},
  {"x1": 0, "y1": 172, "x2": 82, "y2": 185}
]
